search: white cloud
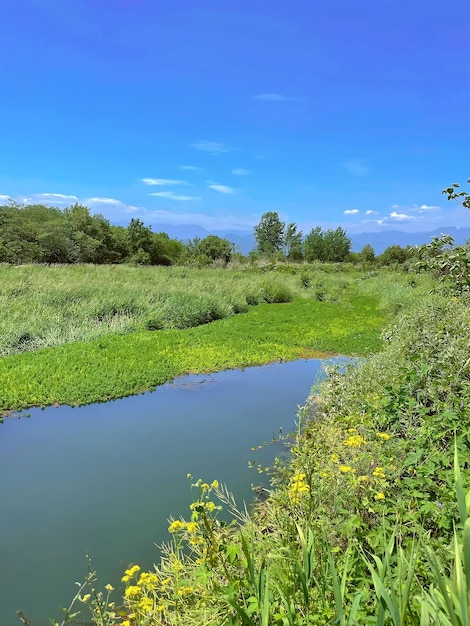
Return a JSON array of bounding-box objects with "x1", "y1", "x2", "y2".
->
[
  {"x1": 253, "y1": 93, "x2": 305, "y2": 102},
  {"x1": 343, "y1": 159, "x2": 370, "y2": 177},
  {"x1": 207, "y1": 182, "x2": 235, "y2": 195},
  {"x1": 232, "y1": 168, "x2": 250, "y2": 176},
  {"x1": 419, "y1": 204, "x2": 441, "y2": 212},
  {"x1": 35, "y1": 193, "x2": 78, "y2": 201},
  {"x1": 149, "y1": 191, "x2": 201, "y2": 201},
  {"x1": 191, "y1": 140, "x2": 229, "y2": 154},
  {"x1": 365, "y1": 210, "x2": 378, "y2": 215},
  {"x1": 344, "y1": 209, "x2": 360, "y2": 215},
  {"x1": 85, "y1": 197, "x2": 123, "y2": 205},
  {"x1": 0, "y1": 194, "x2": 11, "y2": 200},
  {"x1": 379, "y1": 211, "x2": 416, "y2": 224},
  {"x1": 141, "y1": 178, "x2": 187, "y2": 186},
  {"x1": 179, "y1": 165, "x2": 199, "y2": 171}
]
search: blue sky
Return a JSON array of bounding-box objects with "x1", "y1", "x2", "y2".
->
[{"x1": 1, "y1": 0, "x2": 469, "y2": 235}]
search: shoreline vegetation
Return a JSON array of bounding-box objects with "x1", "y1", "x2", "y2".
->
[
  {"x1": 0, "y1": 262, "x2": 419, "y2": 412},
  {"x1": 51, "y1": 282, "x2": 470, "y2": 626},
  {"x1": 5, "y1": 249, "x2": 470, "y2": 623}
]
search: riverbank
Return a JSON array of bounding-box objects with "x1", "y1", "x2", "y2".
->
[{"x1": 74, "y1": 290, "x2": 470, "y2": 626}]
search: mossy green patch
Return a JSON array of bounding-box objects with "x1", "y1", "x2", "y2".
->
[{"x1": 0, "y1": 295, "x2": 385, "y2": 411}]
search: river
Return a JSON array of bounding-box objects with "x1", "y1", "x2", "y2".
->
[{"x1": 0, "y1": 358, "x2": 334, "y2": 625}]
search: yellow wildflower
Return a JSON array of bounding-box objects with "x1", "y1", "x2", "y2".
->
[
  {"x1": 186, "y1": 521, "x2": 198, "y2": 533},
  {"x1": 205, "y1": 501, "x2": 216, "y2": 512},
  {"x1": 344, "y1": 435, "x2": 366, "y2": 447},
  {"x1": 187, "y1": 473, "x2": 192, "y2": 479},
  {"x1": 201, "y1": 483, "x2": 210, "y2": 490},
  {"x1": 121, "y1": 621, "x2": 131, "y2": 626},
  {"x1": 339, "y1": 465, "x2": 352, "y2": 473},
  {"x1": 375, "y1": 492, "x2": 385, "y2": 500},
  {"x1": 372, "y1": 467, "x2": 386, "y2": 478},
  {"x1": 124, "y1": 585, "x2": 141, "y2": 599},
  {"x1": 168, "y1": 520, "x2": 186, "y2": 533},
  {"x1": 376, "y1": 432, "x2": 391, "y2": 440},
  {"x1": 104, "y1": 584, "x2": 114, "y2": 592},
  {"x1": 138, "y1": 571, "x2": 159, "y2": 588},
  {"x1": 358, "y1": 475, "x2": 369, "y2": 482},
  {"x1": 137, "y1": 597, "x2": 154, "y2": 613},
  {"x1": 121, "y1": 564, "x2": 140, "y2": 582},
  {"x1": 330, "y1": 453, "x2": 339, "y2": 463},
  {"x1": 211, "y1": 480, "x2": 219, "y2": 489},
  {"x1": 81, "y1": 594, "x2": 91, "y2": 603},
  {"x1": 289, "y1": 472, "x2": 310, "y2": 504}
]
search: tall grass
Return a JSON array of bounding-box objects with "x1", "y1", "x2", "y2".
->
[
  {"x1": 1, "y1": 263, "x2": 432, "y2": 358},
  {"x1": 0, "y1": 264, "x2": 300, "y2": 357}
]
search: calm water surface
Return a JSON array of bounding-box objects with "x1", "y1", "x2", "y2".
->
[{"x1": 0, "y1": 359, "x2": 333, "y2": 625}]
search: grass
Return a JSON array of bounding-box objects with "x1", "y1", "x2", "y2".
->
[
  {"x1": 1, "y1": 264, "x2": 434, "y2": 411},
  {"x1": 1, "y1": 294, "x2": 384, "y2": 411},
  {"x1": 0, "y1": 263, "x2": 309, "y2": 357}
]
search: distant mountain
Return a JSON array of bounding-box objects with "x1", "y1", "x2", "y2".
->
[
  {"x1": 350, "y1": 227, "x2": 470, "y2": 254},
  {"x1": 147, "y1": 222, "x2": 470, "y2": 256}
]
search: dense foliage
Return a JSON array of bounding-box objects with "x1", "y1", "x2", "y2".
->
[{"x1": 0, "y1": 202, "x2": 235, "y2": 266}]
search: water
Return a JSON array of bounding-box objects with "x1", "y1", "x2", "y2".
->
[{"x1": 0, "y1": 358, "x2": 331, "y2": 625}]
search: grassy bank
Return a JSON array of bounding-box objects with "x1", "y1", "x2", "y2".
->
[
  {"x1": 1, "y1": 264, "x2": 430, "y2": 411},
  {"x1": 58, "y1": 290, "x2": 470, "y2": 626},
  {"x1": 0, "y1": 263, "x2": 360, "y2": 357}
]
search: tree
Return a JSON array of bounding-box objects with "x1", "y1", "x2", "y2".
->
[
  {"x1": 323, "y1": 227, "x2": 351, "y2": 262},
  {"x1": 442, "y1": 179, "x2": 470, "y2": 209},
  {"x1": 360, "y1": 244, "x2": 376, "y2": 263},
  {"x1": 379, "y1": 244, "x2": 409, "y2": 266},
  {"x1": 304, "y1": 226, "x2": 325, "y2": 262},
  {"x1": 254, "y1": 211, "x2": 285, "y2": 256},
  {"x1": 64, "y1": 204, "x2": 111, "y2": 263},
  {"x1": 199, "y1": 235, "x2": 233, "y2": 263},
  {"x1": 284, "y1": 223, "x2": 303, "y2": 261}
]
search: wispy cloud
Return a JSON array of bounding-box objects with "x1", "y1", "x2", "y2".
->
[
  {"x1": 365, "y1": 210, "x2": 378, "y2": 215},
  {"x1": 232, "y1": 168, "x2": 250, "y2": 176},
  {"x1": 207, "y1": 182, "x2": 235, "y2": 195},
  {"x1": 149, "y1": 191, "x2": 201, "y2": 201},
  {"x1": 85, "y1": 197, "x2": 123, "y2": 205},
  {"x1": 343, "y1": 159, "x2": 370, "y2": 177},
  {"x1": 419, "y1": 204, "x2": 441, "y2": 212},
  {"x1": 0, "y1": 194, "x2": 12, "y2": 200},
  {"x1": 253, "y1": 93, "x2": 305, "y2": 102},
  {"x1": 344, "y1": 209, "x2": 360, "y2": 215},
  {"x1": 35, "y1": 193, "x2": 78, "y2": 201},
  {"x1": 378, "y1": 211, "x2": 417, "y2": 224},
  {"x1": 179, "y1": 165, "x2": 199, "y2": 171},
  {"x1": 141, "y1": 178, "x2": 187, "y2": 186},
  {"x1": 191, "y1": 140, "x2": 229, "y2": 154}
]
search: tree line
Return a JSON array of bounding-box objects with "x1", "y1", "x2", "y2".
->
[
  {"x1": 0, "y1": 202, "x2": 234, "y2": 266},
  {"x1": 0, "y1": 202, "x2": 414, "y2": 266},
  {"x1": 252, "y1": 210, "x2": 413, "y2": 265}
]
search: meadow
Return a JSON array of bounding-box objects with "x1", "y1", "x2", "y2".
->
[{"x1": 0, "y1": 262, "x2": 430, "y2": 411}]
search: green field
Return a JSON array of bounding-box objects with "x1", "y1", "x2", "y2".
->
[{"x1": 0, "y1": 263, "x2": 432, "y2": 411}]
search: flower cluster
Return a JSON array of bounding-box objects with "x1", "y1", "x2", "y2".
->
[
  {"x1": 289, "y1": 472, "x2": 310, "y2": 504},
  {"x1": 343, "y1": 434, "x2": 367, "y2": 447}
]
